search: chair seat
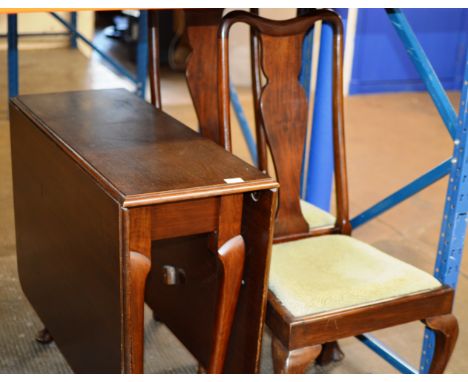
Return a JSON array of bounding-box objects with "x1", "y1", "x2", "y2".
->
[
  {"x1": 269, "y1": 235, "x2": 441, "y2": 317},
  {"x1": 300, "y1": 199, "x2": 335, "y2": 227}
]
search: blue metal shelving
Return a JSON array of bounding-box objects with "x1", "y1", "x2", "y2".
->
[
  {"x1": 7, "y1": 10, "x2": 149, "y2": 99},
  {"x1": 353, "y1": 9, "x2": 468, "y2": 373},
  {"x1": 6, "y1": 7, "x2": 468, "y2": 374}
]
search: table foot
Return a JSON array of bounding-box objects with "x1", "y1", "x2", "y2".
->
[{"x1": 35, "y1": 328, "x2": 54, "y2": 344}]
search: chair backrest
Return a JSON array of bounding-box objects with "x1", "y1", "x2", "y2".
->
[
  {"x1": 148, "y1": 9, "x2": 224, "y2": 144},
  {"x1": 218, "y1": 10, "x2": 351, "y2": 241},
  {"x1": 148, "y1": 10, "x2": 162, "y2": 109}
]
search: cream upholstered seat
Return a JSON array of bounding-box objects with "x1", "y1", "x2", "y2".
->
[
  {"x1": 300, "y1": 199, "x2": 335, "y2": 227},
  {"x1": 269, "y1": 235, "x2": 441, "y2": 317}
]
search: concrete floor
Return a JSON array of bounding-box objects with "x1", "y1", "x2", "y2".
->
[{"x1": 0, "y1": 47, "x2": 467, "y2": 373}]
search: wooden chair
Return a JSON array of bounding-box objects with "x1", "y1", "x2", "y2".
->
[
  {"x1": 217, "y1": 9, "x2": 459, "y2": 374},
  {"x1": 148, "y1": 9, "x2": 224, "y2": 143}
]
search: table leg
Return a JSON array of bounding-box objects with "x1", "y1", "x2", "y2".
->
[
  {"x1": 208, "y1": 194, "x2": 245, "y2": 373},
  {"x1": 124, "y1": 207, "x2": 152, "y2": 373}
]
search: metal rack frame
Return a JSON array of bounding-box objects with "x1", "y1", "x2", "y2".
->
[
  {"x1": 6, "y1": 10, "x2": 149, "y2": 99},
  {"x1": 353, "y1": 9, "x2": 467, "y2": 373}
]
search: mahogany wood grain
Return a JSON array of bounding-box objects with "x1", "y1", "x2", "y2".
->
[
  {"x1": 272, "y1": 336, "x2": 321, "y2": 374},
  {"x1": 10, "y1": 89, "x2": 278, "y2": 373},
  {"x1": 10, "y1": 104, "x2": 122, "y2": 373},
  {"x1": 11, "y1": 89, "x2": 276, "y2": 208},
  {"x1": 218, "y1": 9, "x2": 351, "y2": 239},
  {"x1": 267, "y1": 287, "x2": 454, "y2": 349},
  {"x1": 208, "y1": 194, "x2": 244, "y2": 373},
  {"x1": 249, "y1": 8, "x2": 268, "y2": 173},
  {"x1": 148, "y1": 10, "x2": 162, "y2": 109},
  {"x1": 259, "y1": 33, "x2": 309, "y2": 237},
  {"x1": 185, "y1": 9, "x2": 224, "y2": 143},
  {"x1": 223, "y1": 189, "x2": 277, "y2": 372},
  {"x1": 210, "y1": 234, "x2": 245, "y2": 373},
  {"x1": 150, "y1": 198, "x2": 218, "y2": 240},
  {"x1": 424, "y1": 314, "x2": 459, "y2": 373},
  {"x1": 147, "y1": 9, "x2": 224, "y2": 142},
  {"x1": 123, "y1": 207, "x2": 152, "y2": 373}
]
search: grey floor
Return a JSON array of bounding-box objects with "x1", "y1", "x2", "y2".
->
[{"x1": 0, "y1": 253, "x2": 330, "y2": 374}]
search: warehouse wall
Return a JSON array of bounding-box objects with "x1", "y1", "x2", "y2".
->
[
  {"x1": 349, "y1": 8, "x2": 468, "y2": 94},
  {"x1": 0, "y1": 11, "x2": 95, "y2": 57}
]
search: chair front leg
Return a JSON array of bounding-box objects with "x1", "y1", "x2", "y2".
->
[
  {"x1": 424, "y1": 314, "x2": 459, "y2": 373},
  {"x1": 316, "y1": 341, "x2": 344, "y2": 366},
  {"x1": 271, "y1": 335, "x2": 322, "y2": 374}
]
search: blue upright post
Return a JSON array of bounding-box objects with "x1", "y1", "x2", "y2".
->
[
  {"x1": 420, "y1": 53, "x2": 468, "y2": 373},
  {"x1": 7, "y1": 14, "x2": 19, "y2": 98},
  {"x1": 136, "y1": 10, "x2": 149, "y2": 98},
  {"x1": 299, "y1": 24, "x2": 314, "y2": 196},
  {"x1": 229, "y1": 86, "x2": 258, "y2": 164},
  {"x1": 70, "y1": 12, "x2": 78, "y2": 49},
  {"x1": 304, "y1": 22, "x2": 334, "y2": 211}
]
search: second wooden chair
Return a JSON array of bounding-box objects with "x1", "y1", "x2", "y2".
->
[{"x1": 217, "y1": 9, "x2": 458, "y2": 374}]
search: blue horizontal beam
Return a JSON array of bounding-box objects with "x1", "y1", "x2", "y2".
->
[
  {"x1": 386, "y1": 9, "x2": 457, "y2": 140},
  {"x1": 351, "y1": 159, "x2": 451, "y2": 229},
  {"x1": 1, "y1": 31, "x2": 70, "y2": 38},
  {"x1": 229, "y1": 85, "x2": 258, "y2": 165},
  {"x1": 49, "y1": 12, "x2": 137, "y2": 84},
  {"x1": 299, "y1": 25, "x2": 314, "y2": 197},
  {"x1": 356, "y1": 334, "x2": 418, "y2": 374}
]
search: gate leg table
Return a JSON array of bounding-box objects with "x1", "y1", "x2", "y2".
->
[{"x1": 9, "y1": 89, "x2": 278, "y2": 373}]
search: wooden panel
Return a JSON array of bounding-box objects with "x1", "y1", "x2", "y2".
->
[
  {"x1": 224, "y1": 189, "x2": 277, "y2": 372},
  {"x1": 259, "y1": 33, "x2": 309, "y2": 237},
  {"x1": 218, "y1": 10, "x2": 350, "y2": 237},
  {"x1": 10, "y1": 105, "x2": 123, "y2": 372},
  {"x1": 185, "y1": 9, "x2": 224, "y2": 144},
  {"x1": 145, "y1": 233, "x2": 219, "y2": 367},
  {"x1": 11, "y1": 90, "x2": 277, "y2": 207},
  {"x1": 150, "y1": 198, "x2": 219, "y2": 240},
  {"x1": 267, "y1": 287, "x2": 454, "y2": 349}
]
